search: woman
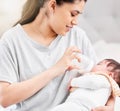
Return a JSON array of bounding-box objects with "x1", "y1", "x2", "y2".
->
[{"x1": 0, "y1": 0, "x2": 113, "y2": 111}]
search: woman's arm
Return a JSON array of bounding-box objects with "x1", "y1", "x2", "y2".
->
[
  {"x1": 0, "y1": 46, "x2": 81, "y2": 108},
  {"x1": 91, "y1": 95, "x2": 115, "y2": 111},
  {"x1": 0, "y1": 67, "x2": 61, "y2": 108}
]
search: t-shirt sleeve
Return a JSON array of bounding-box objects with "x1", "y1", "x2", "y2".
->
[{"x1": 0, "y1": 42, "x2": 18, "y2": 83}]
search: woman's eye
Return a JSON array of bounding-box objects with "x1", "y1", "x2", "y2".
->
[
  {"x1": 71, "y1": 11, "x2": 81, "y2": 17},
  {"x1": 71, "y1": 13, "x2": 75, "y2": 17}
]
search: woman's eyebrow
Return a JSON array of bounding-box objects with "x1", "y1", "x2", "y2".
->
[{"x1": 72, "y1": 10, "x2": 83, "y2": 14}]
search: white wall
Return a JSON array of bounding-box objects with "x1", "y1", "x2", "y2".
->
[
  {"x1": 0, "y1": 0, "x2": 120, "y2": 43},
  {"x1": 0, "y1": 0, "x2": 26, "y2": 37},
  {"x1": 78, "y1": 0, "x2": 120, "y2": 43}
]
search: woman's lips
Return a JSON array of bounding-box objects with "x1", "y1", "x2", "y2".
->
[{"x1": 66, "y1": 26, "x2": 73, "y2": 31}]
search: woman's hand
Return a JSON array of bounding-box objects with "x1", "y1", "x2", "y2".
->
[
  {"x1": 91, "y1": 106, "x2": 114, "y2": 111},
  {"x1": 91, "y1": 95, "x2": 115, "y2": 111},
  {"x1": 53, "y1": 46, "x2": 81, "y2": 76}
]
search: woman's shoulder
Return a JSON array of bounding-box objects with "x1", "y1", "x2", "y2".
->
[
  {"x1": 0, "y1": 24, "x2": 23, "y2": 43},
  {"x1": 1, "y1": 24, "x2": 22, "y2": 39}
]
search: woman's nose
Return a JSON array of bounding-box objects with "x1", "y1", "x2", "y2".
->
[{"x1": 71, "y1": 19, "x2": 78, "y2": 25}]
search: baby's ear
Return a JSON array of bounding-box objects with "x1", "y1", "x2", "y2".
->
[{"x1": 109, "y1": 72, "x2": 114, "y2": 78}]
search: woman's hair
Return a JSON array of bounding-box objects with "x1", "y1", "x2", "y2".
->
[
  {"x1": 56, "y1": 0, "x2": 87, "y2": 5},
  {"x1": 105, "y1": 59, "x2": 120, "y2": 87},
  {"x1": 16, "y1": 0, "x2": 87, "y2": 25}
]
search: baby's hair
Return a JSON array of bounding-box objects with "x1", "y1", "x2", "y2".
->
[{"x1": 104, "y1": 59, "x2": 120, "y2": 87}]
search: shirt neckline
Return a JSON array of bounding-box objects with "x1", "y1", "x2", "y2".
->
[{"x1": 17, "y1": 24, "x2": 62, "y2": 51}]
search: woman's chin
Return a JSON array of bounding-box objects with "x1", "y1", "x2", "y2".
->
[{"x1": 60, "y1": 30, "x2": 69, "y2": 36}]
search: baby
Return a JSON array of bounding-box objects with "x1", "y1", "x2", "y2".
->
[{"x1": 50, "y1": 59, "x2": 120, "y2": 111}]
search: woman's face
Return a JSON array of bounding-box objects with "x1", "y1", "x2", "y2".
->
[{"x1": 48, "y1": 0, "x2": 85, "y2": 35}]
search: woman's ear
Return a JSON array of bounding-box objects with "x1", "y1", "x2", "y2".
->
[{"x1": 48, "y1": 0, "x2": 56, "y2": 13}]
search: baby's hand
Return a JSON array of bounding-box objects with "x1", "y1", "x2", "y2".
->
[{"x1": 69, "y1": 86, "x2": 78, "y2": 92}]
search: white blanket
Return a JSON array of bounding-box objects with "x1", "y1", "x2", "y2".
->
[
  {"x1": 71, "y1": 74, "x2": 110, "y2": 89},
  {"x1": 50, "y1": 74, "x2": 111, "y2": 111}
]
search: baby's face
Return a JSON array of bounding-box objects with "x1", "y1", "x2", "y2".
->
[
  {"x1": 92, "y1": 60, "x2": 120, "y2": 86},
  {"x1": 91, "y1": 60, "x2": 110, "y2": 73}
]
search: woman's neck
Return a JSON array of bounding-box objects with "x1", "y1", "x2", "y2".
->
[{"x1": 22, "y1": 15, "x2": 58, "y2": 46}]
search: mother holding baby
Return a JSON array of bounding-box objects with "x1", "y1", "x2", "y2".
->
[{"x1": 0, "y1": 0, "x2": 114, "y2": 111}]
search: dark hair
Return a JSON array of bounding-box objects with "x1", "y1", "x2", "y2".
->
[
  {"x1": 56, "y1": 0, "x2": 87, "y2": 5},
  {"x1": 15, "y1": 0, "x2": 87, "y2": 25},
  {"x1": 104, "y1": 59, "x2": 120, "y2": 87}
]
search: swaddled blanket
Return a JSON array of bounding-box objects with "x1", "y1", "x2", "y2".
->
[
  {"x1": 50, "y1": 72, "x2": 112, "y2": 111},
  {"x1": 71, "y1": 72, "x2": 120, "y2": 97},
  {"x1": 71, "y1": 73, "x2": 111, "y2": 89}
]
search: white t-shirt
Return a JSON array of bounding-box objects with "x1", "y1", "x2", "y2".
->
[{"x1": 0, "y1": 24, "x2": 97, "y2": 111}]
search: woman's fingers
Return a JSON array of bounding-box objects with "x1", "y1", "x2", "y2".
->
[
  {"x1": 71, "y1": 52, "x2": 81, "y2": 62},
  {"x1": 66, "y1": 46, "x2": 81, "y2": 61},
  {"x1": 64, "y1": 46, "x2": 81, "y2": 70},
  {"x1": 68, "y1": 64, "x2": 80, "y2": 70},
  {"x1": 67, "y1": 46, "x2": 81, "y2": 54},
  {"x1": 54, "y1": 46, "x2": 81, "y2": 75}
]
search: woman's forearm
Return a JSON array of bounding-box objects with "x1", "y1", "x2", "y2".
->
[
  {"x1": 91, "y1": 95, "x2": 115, "y2": 111},
  {"x1": 0, "y1": 66, "x2": 60, "y2": 107},
  {"x1": 0, "y1": 46, "x2": 81, "y2": 108},
  {"x1": 106, "y1": 95, "x2": 115, "y2": 106}
]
